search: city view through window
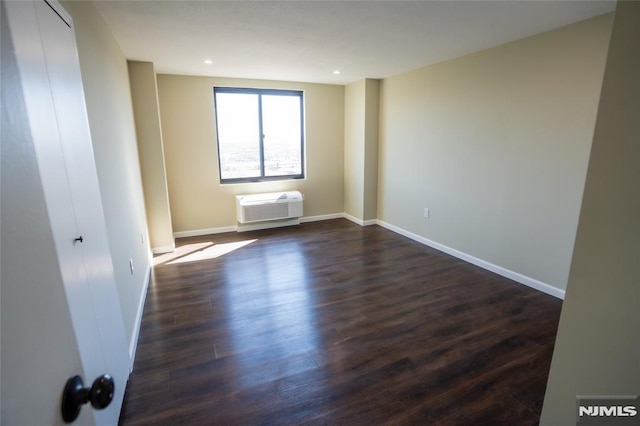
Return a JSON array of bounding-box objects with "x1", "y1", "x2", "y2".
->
[{"x1": 214, "y1": 89, "x2": 304, "y2": 182}]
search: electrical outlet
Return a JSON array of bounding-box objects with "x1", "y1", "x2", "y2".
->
[
  {"x1": 424, "y1": 208, "x2": 430, "y2": 218},
  {"x1": 129, "y1": 258, "x2": 135, "y2": 275}
]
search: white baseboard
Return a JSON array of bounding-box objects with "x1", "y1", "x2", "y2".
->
[
  {"x1": 237, "y1": 218, "x2": 300, "y2": 232},
  {"x1": 173, "y1": 225, "x2": 237, "y2": 238},
  {"x1": 300, "y1": 213, "x2": 344, "y2": 223},
  {"x1": 129, "y1": 263, "x2": 151, "y2": 370},
  {"x1": 152, "y1": 244, "x2": 175, "y2": 254},
  {"x1": 343, "y1": 213, "x2": 377, "y2": 227},
  {"x1": 376, "y1": 219, "x2": 565, "y2": 300},
  {"x1": 173, "y1": 214, "x2": 343, "y2": 238}
]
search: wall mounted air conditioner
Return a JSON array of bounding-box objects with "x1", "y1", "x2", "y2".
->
[{"x1": 236, "y1": 191, "x2": 303, "y2": 231}]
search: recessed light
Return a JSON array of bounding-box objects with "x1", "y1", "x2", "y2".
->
[
  {"x1": 204, "y1": 59, "x2": 213, "y2": 65},
  {"x1": 333, "y1": 70, "x2": 341, "y2": 75}
]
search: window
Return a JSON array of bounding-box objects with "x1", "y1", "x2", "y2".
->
[{"x1": 213, "y1": 87, "x2": 304, "y2": 183}]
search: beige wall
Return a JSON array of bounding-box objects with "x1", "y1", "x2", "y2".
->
[
  {"x1": 128, "y1": 61, "x2": 174, "y2": 253},
  {"x1": 378, "y1": 13, "x2": 613, "y2": 291},
  {"x1": 344, "y1": 80, "x2": 366, "y2": 220},
  {"x1": 157, "y1": 75, "x2": 344, "y2": 233},
  {"x1": 541, "y1": 2, "x2": 640, "y2": 423},
  {"x1": 62, "y1": 1, "x2": 151, "y2": 351},
  {"x1": 363, "y1": 79, "x2": 380, "y2": 221},
  {"x1": 344, "y1": 78, "x2": 380, "y2": 223}
]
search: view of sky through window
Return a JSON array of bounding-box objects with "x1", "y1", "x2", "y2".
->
[{"x1": 214, "y1": 89, "x2": 303, "y2": 182}]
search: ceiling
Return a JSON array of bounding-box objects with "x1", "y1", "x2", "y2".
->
[{"x1": 94, "y1": 0, "x2": 616, "y2": 85}]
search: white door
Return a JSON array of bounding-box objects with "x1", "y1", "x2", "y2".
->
[{"x1": 2, "y1": 1, "x2": 130, "y2": 424}]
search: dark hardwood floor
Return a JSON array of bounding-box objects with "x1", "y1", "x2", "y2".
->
[{"x1": 119, "y1": 219, "x2": 562, "y2": 425}]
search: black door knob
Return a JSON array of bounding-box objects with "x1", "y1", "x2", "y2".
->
[
  {"x1": 61, "y1": 374, "x2": 114, "y2": 423},
  {"x1": 74, "y1": 236, "x2": 84, "y2": 243}
]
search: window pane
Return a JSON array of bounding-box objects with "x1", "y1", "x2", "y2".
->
[
  {"x1": 262, "y1": 95, "x2": 302, "y2": 177},
  {"x1": 215, "y1": 93, "x2": 260, "y2": 180}
]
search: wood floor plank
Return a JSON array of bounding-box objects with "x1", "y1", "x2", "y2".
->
[{"x1": 119, "y1": 219, "x2": 561, "y2": 425}]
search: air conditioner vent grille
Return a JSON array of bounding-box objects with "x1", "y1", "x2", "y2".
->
[
  {"x1": 236, "y1": 191, "x2": 303, "y2": 225},
  {"x1": 243, "y1": 203, "x2": 290, "y2": 222}
]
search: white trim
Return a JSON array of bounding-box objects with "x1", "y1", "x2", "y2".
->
[
  {"x1": 300, "y1": 213, "x2": 344, "y2": 223},
  {"x1": 129, "y1": 263, "x2": 151, "y2": 370},
  {"x1": 343, "y1": 213, "x2": 377, "y2": 227},
  {"x1": 344, "y1": 213, "x2": 363, "y2": 225},
  {"x1": 152, "y1": 244, "x2": 175, "y2": 255},
  {"x1": 237, "y1": 218, "x2": 300, "y2": 232},
  {"x1": 376, "y1": 219, "x2": 565, "y2": 300},
  {"x1": 173, "y1": 225, "x2": 237, "y2": 238},
  {"x1": 173, "y1": 214, "x2": 343, "y2": 239}
]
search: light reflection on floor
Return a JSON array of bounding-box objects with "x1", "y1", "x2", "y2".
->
[
  {"x1": 153, "y1": 240, "x2": 257, "y2": 266},
  {"x1": 222, "y1": 242, "x2": 320, "y2": 388}
]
